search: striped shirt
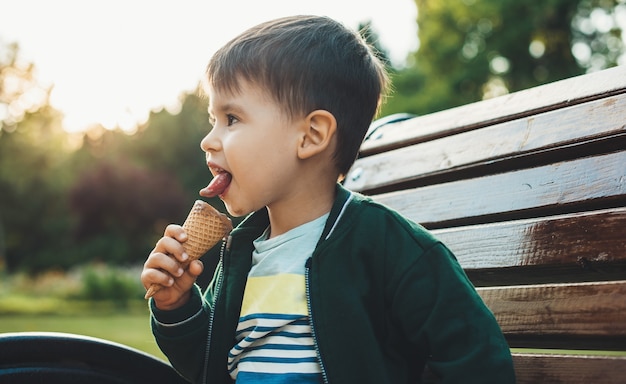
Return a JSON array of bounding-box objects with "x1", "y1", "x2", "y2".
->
[{"x1": 228, "y1": 214, "x2": 328, "y2": 383}]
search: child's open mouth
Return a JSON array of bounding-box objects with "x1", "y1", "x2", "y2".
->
[{"x1": 200, "y1": 170, "x2": 232, "y2": 198}]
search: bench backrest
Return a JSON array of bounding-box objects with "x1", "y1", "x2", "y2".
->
[{"x1": 344, "y1": 65, "x2": 626, "y2": 384}]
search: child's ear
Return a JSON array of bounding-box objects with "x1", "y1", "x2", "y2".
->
[{"x1": 297, "y1": 110, "x2": 337, "y2": 160}]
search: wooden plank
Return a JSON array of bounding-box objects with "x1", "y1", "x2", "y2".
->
[
  {"x1": 513, "y1": 353, "x2": 626, "y2": 384},
  {"x1": 345, "y1": 93, "x2": 626, "y2": 193},
  {"x1": 477, "y1": 280, "x2": 626, "y2": 347},
  {"x1": 432, "y1": 208, "x2": 626, "y2": 273},
  {"x1": 361, "y1": 65, "x2": 626, "y2": 156},
  {"x1": 373, "y1": 151, "x2": 626, "y2": 227}
]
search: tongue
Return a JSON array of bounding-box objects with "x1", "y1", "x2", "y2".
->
[{"x1": 200, "y1": 172, "x2": 232, "y2": 197}]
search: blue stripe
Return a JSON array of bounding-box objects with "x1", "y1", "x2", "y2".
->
[
  {"x1": 248, "y1": 343, "x2": 315, "y2": 351},
  {"x1": 235, "y1": 371, "x2": 322, "y2": 383},
  {"x1": 272, "y1": 330, "x2": 312, "y2": 338}
]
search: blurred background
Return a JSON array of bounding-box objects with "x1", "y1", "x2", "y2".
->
[{"x1": 1, "y1": 0, "x2": 624, "y2": 360}]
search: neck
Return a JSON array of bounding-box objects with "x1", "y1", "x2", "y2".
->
[{"x1": 265, "y1": 179, "x2": 337, "y2": 239}]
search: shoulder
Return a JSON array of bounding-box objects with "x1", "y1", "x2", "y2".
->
[{"x1": 344, "y1": 191, "x2": 441, "y2": 250}]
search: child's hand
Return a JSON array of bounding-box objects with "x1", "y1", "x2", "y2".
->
[{"x1": 141, "y1": 224, "x2": 204, "y2": 310}]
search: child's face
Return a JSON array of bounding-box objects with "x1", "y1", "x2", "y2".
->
[{"x1": 200, "y1": 80, "x2": 304, "y2": 217}]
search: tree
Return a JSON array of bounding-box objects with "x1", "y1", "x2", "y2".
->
[
  {"x1": 68, "y1": 160, "x2": 188, "y2": 265},
  {"x1": 128, "y1": 92, "x2": 213, "y2": 196},
  {"x1": 381, "y1": 0, "x2": 625, "y2": 117},
  {"x1": 0, "y1": 41, "x2": 75, "y2": 272},
  {"x1": 0, "y1": 41, "x2": 51, "y2": 131},
  {"x1": 572, "y1": 0, "x2": 626, "y2": 70}
]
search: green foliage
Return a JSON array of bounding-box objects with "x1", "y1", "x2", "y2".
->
[
  {"x1": 129, "y1": 92, "x2": 215, "y2": 196},
  {"x1": 573, "y1": 0, "x2": 626, "y2": 70},
  {"x1": 79, "y1": 265, "x2": 143, "y2": 303},
  {"x1": 0, "y1": 66, "x2": 77, "y2": 272},
  {"x1": 381, "y1": 0, "x2": 625, "y2": 117},
  {"x1": 0, "y1": 41, "x2": 51, "y2": 130},
  {"x1": 68, "y1": 160, "x2": 187, "y2": 265},
  {"x1": 381, "y1": 68, "x2": 427, "y2": 117},
  {"x1": 0, "y1": 265, "x2": 146, "y2": 312}
]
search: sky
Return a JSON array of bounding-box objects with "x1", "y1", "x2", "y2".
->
[{"x1": 1, "y1": 0, "x2": 418, "y2": 133}]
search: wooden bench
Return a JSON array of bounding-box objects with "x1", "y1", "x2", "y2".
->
[{"x1": 344, "y1": 65, "x2": 626, "y2": 384}]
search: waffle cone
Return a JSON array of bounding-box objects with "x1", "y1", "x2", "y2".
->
[
  {"x1": 145, "y1": 200, "x2": 232, "y2": 299},
  {"x1": 181, "y1": 200, "x2": 232, "y2": 260}
]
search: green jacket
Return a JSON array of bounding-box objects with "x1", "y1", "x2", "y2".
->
[{"x1": 151, "y1": 185, "x2": 515, "y2": 383}]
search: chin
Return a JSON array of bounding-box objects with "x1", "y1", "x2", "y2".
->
[{"x1": 223, "y1": 202, "x2": 251, "y2": 218}]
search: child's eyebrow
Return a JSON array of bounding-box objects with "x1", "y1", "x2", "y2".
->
[
  {"x1": 210, "y1": 102, "x2": 245, "y2": 118},
  {"x1": 218, "y1": 102, "x2": 239, "y2": 112}
]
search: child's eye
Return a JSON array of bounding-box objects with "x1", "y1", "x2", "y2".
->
[{"x1": 227, "y1": 114, "x2": 239, "y2": 126}]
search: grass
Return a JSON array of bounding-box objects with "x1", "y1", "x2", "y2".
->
[{"x1": 0, "y1": 266, "x2": 167, "y2": 361}]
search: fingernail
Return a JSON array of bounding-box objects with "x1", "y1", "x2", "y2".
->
[
  {"x1": 181, "y1": 252, "x2": 189, "y2": 261},
  {"x1": 168, "y1": 278, "x2": 174, "y2": 286},
  {"x1": 177, "y1": 268, "x2": 184, "y2": 277}
]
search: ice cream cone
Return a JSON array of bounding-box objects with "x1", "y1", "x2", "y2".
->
[{"x1": 144, "y1": 200, "x2": 232, "y2": 299}]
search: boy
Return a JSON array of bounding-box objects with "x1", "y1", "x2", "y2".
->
[{"x1": 141, "y1": 15, "x2": 515, "y2": 383}]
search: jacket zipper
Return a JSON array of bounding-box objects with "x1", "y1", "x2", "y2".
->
[
  {"x1": 305, "y1": 258, "x2": 329, "y2": 384},
  {"x1": 201, "y1": 236, "x2": 229, "y2": 384}
]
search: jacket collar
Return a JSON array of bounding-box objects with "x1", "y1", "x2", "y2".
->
[
  {"x1": 318, "y1": 184, "x2": 353, "y2": 243},
  {"x1": 230, "y1": 183, "x2": 354, "y2": 244}
]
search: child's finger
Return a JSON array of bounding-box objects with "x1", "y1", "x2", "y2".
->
[
  {"x1": 154, "y1": 236, "x2": 188, "y2": 263},
  {"x1": 164, "y1": 224, "x2": 188, "y2": 243},
  {"x1": 148, "y1": 251, "x2": 185, "y2": 278},
  {"x1": 141, "y1": 259, "x2": 175, "y2": 289},
  {"x1": 187, "y1": 260, "x2": 204, "y2": 277}
]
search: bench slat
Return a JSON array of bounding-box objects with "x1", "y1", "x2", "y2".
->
[
  {"x1": 512, "y1": 353, "x2": 626, "y2": 384},
  {"x1": 374, "y1": 151, "x2": 626, "y2": 228},
  {"x1": 477, "y1": 280, "x2": 626, "y2": 350},
  {"x1": 361, "y1": 65, "x2": 626, "y2": 156},
  {"x1": 346, "y1": 93, "x2": 626, "y2": 193},
  {"x1": 432, "y1": 208, "x2": 626, "y2": 285}
]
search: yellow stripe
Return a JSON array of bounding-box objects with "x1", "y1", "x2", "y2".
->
[{"x1": 240, "y1": 274, "x2": 308, "y2": 317}]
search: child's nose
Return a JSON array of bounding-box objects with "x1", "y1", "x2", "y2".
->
[{"x1": 200, "y1": 129, "x2": 221, "y2": 153}]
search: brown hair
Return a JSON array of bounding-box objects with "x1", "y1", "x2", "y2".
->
[{"x1": 205, "y1": 15, "x2": 388, "y2": 175}]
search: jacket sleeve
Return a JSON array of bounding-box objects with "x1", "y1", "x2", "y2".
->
[
  {"x1": 389, "y1": 235, "x2": 516, "y2": 383},
  {"x1": 150, "y1": 284, "x2": 212, "y2": 383}
]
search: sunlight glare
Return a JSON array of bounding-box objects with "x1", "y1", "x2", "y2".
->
[{"x1": 1, "y1": 0, "x2": 418, "y2": 134}]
